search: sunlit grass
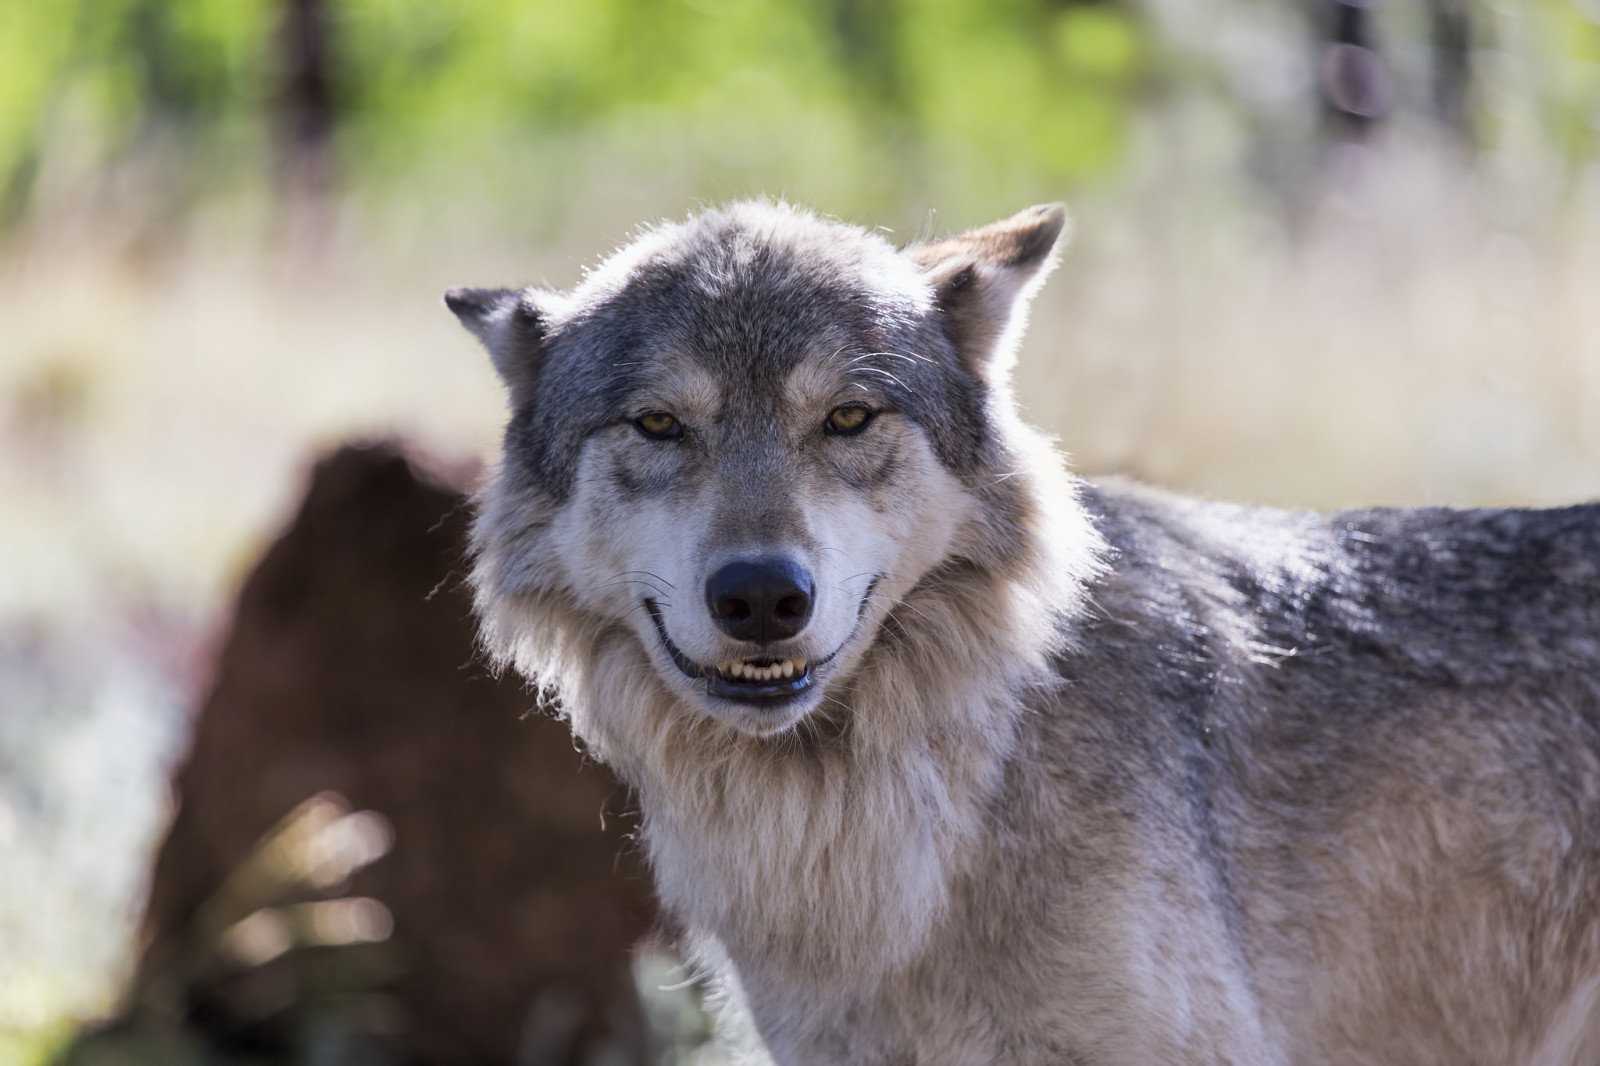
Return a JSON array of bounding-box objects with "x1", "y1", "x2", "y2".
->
[
  {"x1": 0, "y1": 0, "x2": 1596, "y2": 1057},
  {"x1": 0, "y1": 1014, "x2": 78, "y2": 1066},
  {"x1": 2, "y1": 134, "x2": 1598, "y2": 1060}
]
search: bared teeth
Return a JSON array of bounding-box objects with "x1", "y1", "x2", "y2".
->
[{"x1": 717, "y1": 658, "x2": 806, "y2": 682}]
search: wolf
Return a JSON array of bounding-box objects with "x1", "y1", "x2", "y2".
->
[{"x1": 446, "y1": 201, "x2": 1600, "y2": 1065}]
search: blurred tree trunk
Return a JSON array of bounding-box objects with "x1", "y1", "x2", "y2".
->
[
  {"x1": 1314, "y1": 0, "x2": 1473, "y2": 147},
  {"x1": 1425, "y1": 0, "x2": 1475, "y2": 146},
  {"x1": 275, "y1": 0, "x2": 337, "y2": 247},
  {"x1": 1317, "y1": 0, "x2": 1390, "y2": 141}
]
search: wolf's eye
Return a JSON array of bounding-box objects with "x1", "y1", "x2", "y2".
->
[
  {"x1": 825, "y1": 404, "x2": 875, "y2": 435},
  {"x1": 634, "y1": 412, "x2": 682, "y2": 440}
]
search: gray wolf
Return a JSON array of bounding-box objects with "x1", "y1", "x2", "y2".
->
[{"x1": 447, "y1": 201, "x2": 1600, "y2": 1065}]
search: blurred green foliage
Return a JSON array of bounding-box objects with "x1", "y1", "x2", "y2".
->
[
  {"x1": 1537, "y1": 2, "x2": 1600, "y2": 160},
  {"x1": 6, "y1": 0, "x2": 1600, "y2": 231},
  {"x1": 3, "y1": 0, "x2": 1151, "y2": 225}
]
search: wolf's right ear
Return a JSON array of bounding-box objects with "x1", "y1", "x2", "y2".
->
[
  {"x1": 444, "y1": 286, "x2": 547, "y2": 408},
  {"x1": 905, "y1": 204, "x2": 1068, "y2": 379}
]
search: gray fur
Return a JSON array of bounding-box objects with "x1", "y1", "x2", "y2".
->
[{"x1": 450, "y1": 200, "x2": 1600, "y2": 1065}]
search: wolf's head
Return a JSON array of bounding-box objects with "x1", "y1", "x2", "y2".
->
[{"x1": 450, "y1": 201, "x2": 1084, "y2": 741}]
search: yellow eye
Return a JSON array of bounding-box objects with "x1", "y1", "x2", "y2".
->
[
  {"x1": 634, "y1": 411, "x2": 681, "y2": 439},
  {"x1": 826, "y1": 404, "x2": 874, "y2": 435}
]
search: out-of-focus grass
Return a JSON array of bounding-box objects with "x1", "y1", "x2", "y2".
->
[
  {"x1": 1, "y1": 141, "x2": 1598, "y2": 1060},
  {"x1": 0, "y1": 1018, "x2": 76, "y2": 1066},
  {"x1": 1023, "y1": 150, "x2": 1600, "y2": 510},
  {"x1": 2, "y1": 1, "x2": 1596, "y2": 1059},
  {"x1": 6, "y1": 152, "x2": 1596, "y2": 633},
  {"x1": 0, "y1": 630, "x2": 187, "y2": 1065}
]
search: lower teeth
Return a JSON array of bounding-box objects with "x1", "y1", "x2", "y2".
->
[{"x1": 720, "y1": 660, "x2": 804, "y2": 682}]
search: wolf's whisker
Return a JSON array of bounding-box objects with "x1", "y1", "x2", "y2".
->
[
  {"x1": 849, "y1": 366, "x2": 911, "y2": 392},
  {"x1": 884, "y1": 346, "x2": 935, "y2": 365},
  {"x1": 617, "y1": 570, "x2": 676, "y2": 589},
  {"x1": 868, "y1": 617, "x2": 909, "y2": 650},
  {"x1": 601, "y1": 579, "x2": 672, "y2": 600},
  {"x1": 817, "y1": 691, "x2": 856, "y2": 717},
  {"x1": 867, "y1": 592, "x2": 932, "y2": 626},
  {"x1": 600, "y1": 575, "x2": 671, "y2": 591},
  {"x1": 623, "y1": 601, "x2": 669, "y2": 623}
]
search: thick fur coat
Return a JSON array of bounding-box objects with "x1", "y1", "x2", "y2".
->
[{"x1": 448, "y1": 201, "x2": 1600, "y2": 1065}]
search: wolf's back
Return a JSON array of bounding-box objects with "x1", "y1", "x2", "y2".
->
[{"x1": 1080, "y1": 481, "x2": 1600, "y2": 695}]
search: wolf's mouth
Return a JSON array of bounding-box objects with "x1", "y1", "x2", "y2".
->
[
  {"x1": 643, "y1": 585, "x2": 876, "y2": 702},
  {"x1": 708, "y1": 655, "x2": 814, "y2": 700},
  {"x1": 643, "y1": 599, "x2": 818, "y2": 700}
]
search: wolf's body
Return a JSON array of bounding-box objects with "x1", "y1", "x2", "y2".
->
[{"x1": 448, "y1": 201, "x2": 1600, "y2": 1065}]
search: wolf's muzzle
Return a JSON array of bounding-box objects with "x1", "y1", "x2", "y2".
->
[
  {"x1": 643, "y1": 574, "x2": 876, "y2": 705},
  {"x1": 704, "y1": 558, "x2": 815, "y2": 642},
  {"x1": 643, "y1": 598, "x2": 817, "y2": 701}
]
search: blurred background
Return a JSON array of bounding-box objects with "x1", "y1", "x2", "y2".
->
[{"x1": 1, "y1": 0, "x2": 1598, "y2": 1061}]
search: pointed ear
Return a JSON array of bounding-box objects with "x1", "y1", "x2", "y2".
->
[
  {"x1": 905, "y1": 204, "x2": 1068, "y2": 378},
  {"x1": 444, "y1": 286, "x2": 547, "y2": 408}
]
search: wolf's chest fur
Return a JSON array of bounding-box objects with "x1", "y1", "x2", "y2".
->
[{"x1": 452, "y1": 201, "x2": 1600, "y2": 1065}]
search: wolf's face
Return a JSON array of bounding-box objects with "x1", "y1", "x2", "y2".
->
[{"x1": 452, "y1": 202, "x2": 1065, "y2": 736}]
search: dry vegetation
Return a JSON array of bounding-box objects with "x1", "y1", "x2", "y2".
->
[
  {"x1": 6, "y1": 151, "x2": 1596, "y2": 636},
  {"x1": 2, "y1": 145, "x2": 1598, "y2": 1064}
]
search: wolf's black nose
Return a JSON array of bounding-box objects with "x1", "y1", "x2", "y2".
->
[{"x1": 705, "y1": 559, "x2": 815, "y2": 642}]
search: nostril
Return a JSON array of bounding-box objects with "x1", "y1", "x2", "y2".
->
[
  {"x1": 713, "y1": 595, "x2": 752, "y2": 622},
  {"x1": 704, "y1": 558, "x2": 816, "y2": 642},
  {"x1": 775, "y1": 594, "x2": 807, "y2": 621}
]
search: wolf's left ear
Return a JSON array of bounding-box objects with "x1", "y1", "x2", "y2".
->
[
  {"x1": 444, "y1": 286, "x2": 548, "y2": 408},
  {"x1": 905, "y1": 204, "x2": 1068, "y2": 378}
]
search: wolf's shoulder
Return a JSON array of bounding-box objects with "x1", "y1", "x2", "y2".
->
[{"x1": 1074, "y1": 477, "x2": 1600, "y2": 687}]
